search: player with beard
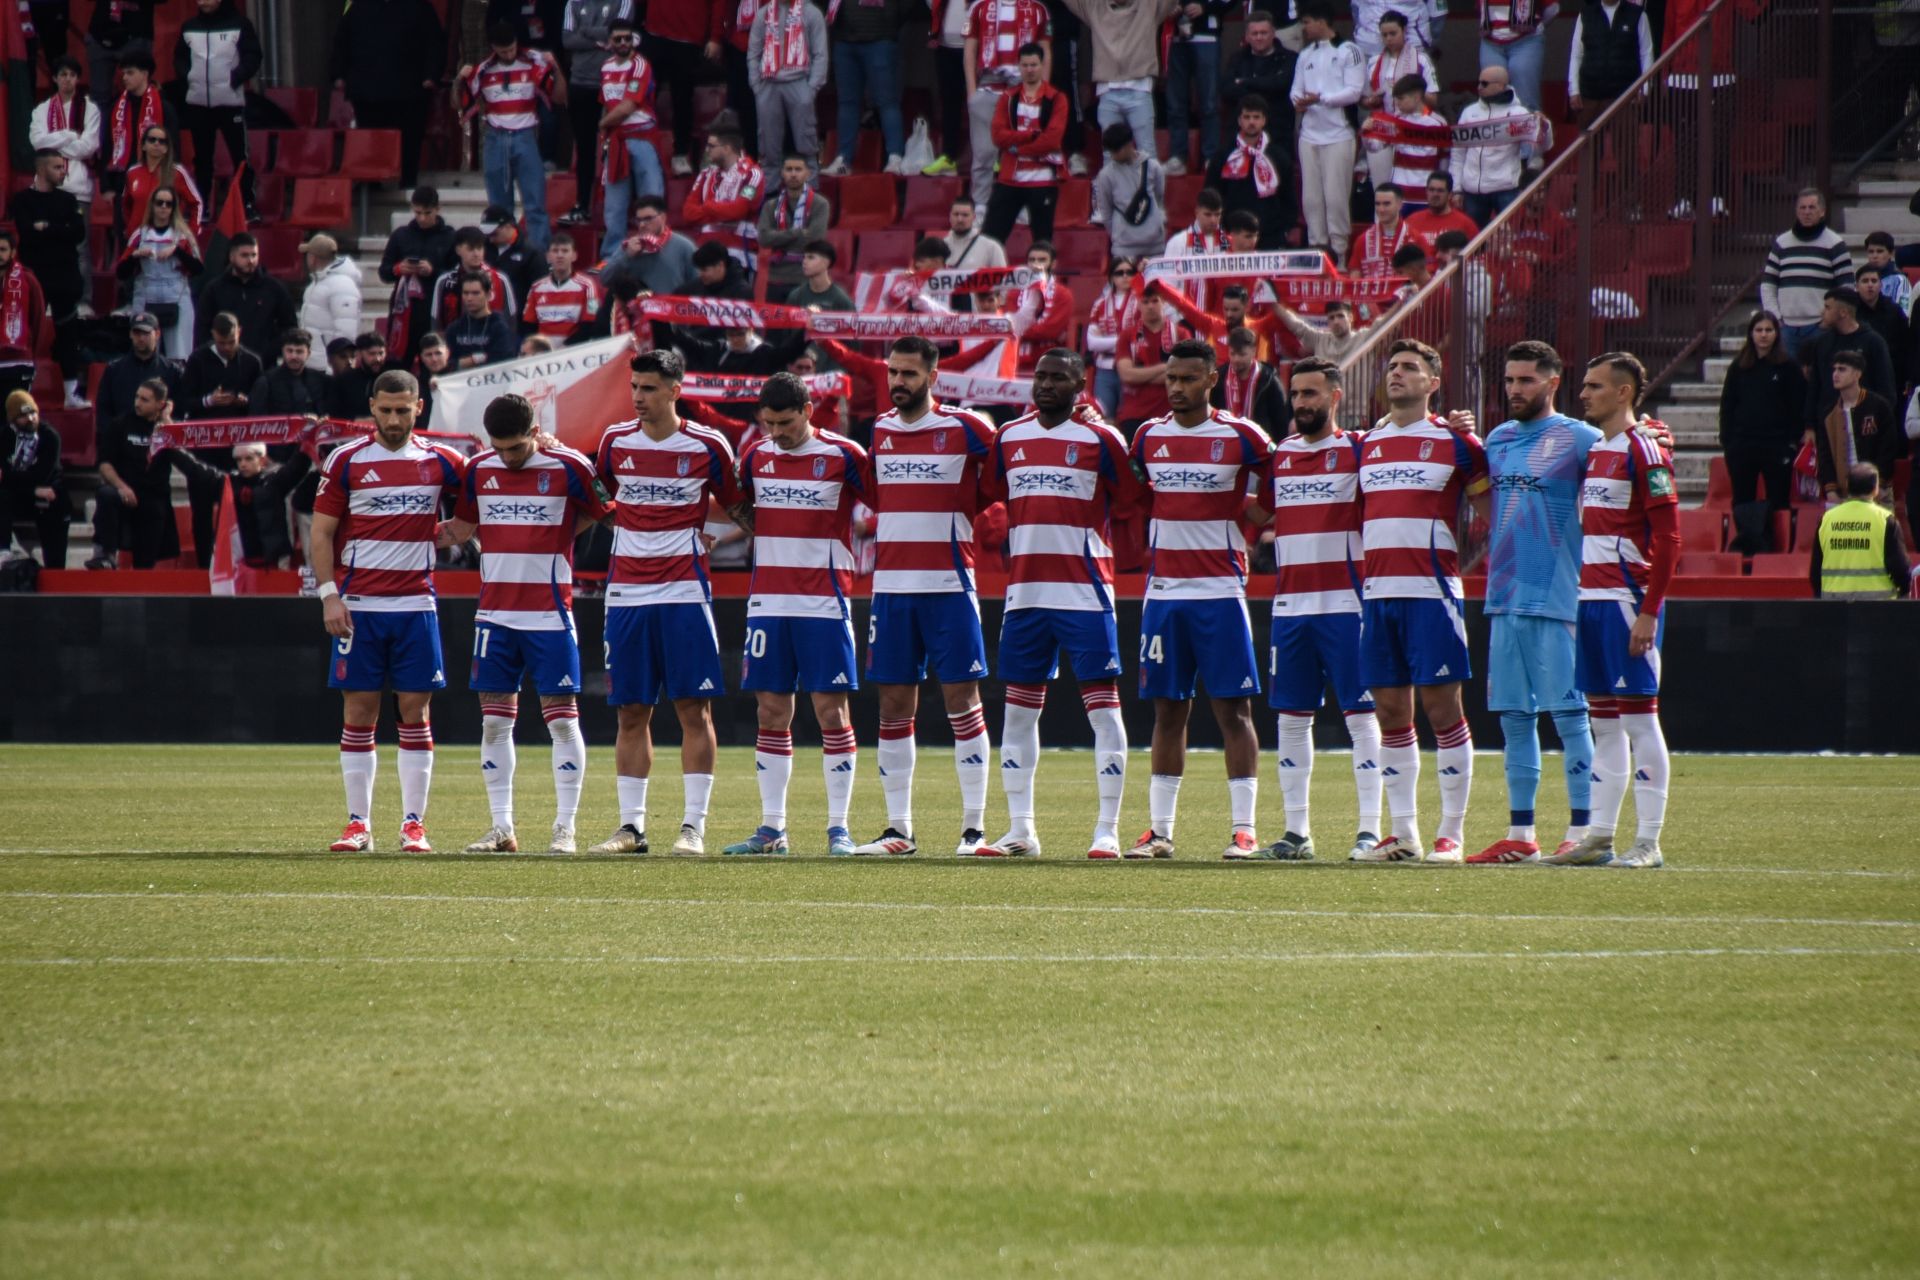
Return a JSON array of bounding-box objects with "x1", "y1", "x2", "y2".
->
[{"x1": 852, "y1": 336, "x2": 999, "y2": 857}]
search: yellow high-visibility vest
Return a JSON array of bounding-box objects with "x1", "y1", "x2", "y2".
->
[{"x1": 1816, "y1": 499, "x2": 1897, "y2": 598}]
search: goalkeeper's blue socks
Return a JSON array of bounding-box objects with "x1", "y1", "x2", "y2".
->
[
  {"x1": 1551, "y1": 707, "x2": 1594, "y2": 840},
  {"x1": 1501, "y1": 711, "x2": 1541, "y2": 842}
]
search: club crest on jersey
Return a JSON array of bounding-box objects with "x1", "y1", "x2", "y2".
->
[
  {"x1": 676, "y1": 454, "x2": 691, "y2": 476},
  {"x1": 1419, "y1": 441, "x2": 1434, "y2": 460},
  {"x1": 536, "y1": 470, "x2": 550, "y2": 494},
  {"x1": 1325, "y1": 450, "x2": 1338, "y2": 470},
  {"x1": 933, "y1": 430, "x2": 947, "y2": 451},
  {"x1": 1064, "y1": 444, "x2": 1079, "y2": 465},
  {"x1": 419, "y1": 461, "x2": 439, "y2": 483},
  {"x1": 812, "y1": 457, "x2": 827, "y2": 479},
  {"x1": 1210, "y1": 439, "x2": 1225, "y2": 462},
  {"x1": 1538, "y1": 437, "x2": 1560, "y2": 458}
]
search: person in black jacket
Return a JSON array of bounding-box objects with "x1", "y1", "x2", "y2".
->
[
  {"x1": 1854, "y1": 265, "x2": 1911, "y2": 398},
  {"x1": 7, "y1": 151, "x2": 89, "y2": 409},
  {"x1": 166, "y1": 437, "x2": 313, "y2": 568},
  {"x1": 86, "y1": 0, "x2": 156, "y2": 110},
  {"x1": 1718, "y1": 311, "x2": 1809, "y2": 513},
  {"x1": 1802, "y1": 289, "x2": 1898, "y2": 428},
  {"x1": 484, "y1": 205, "x2": 542, "y2": 325},
  {"x1": 89, "y1": 376, "x2": 179, "y2": 569},
  {"x1": 1, "y1": 391, "x2": 70, "y2": 567},
  {"x1": 179, "y1": 312, "x2": 265, "y2": 421},
  {"x1": 1206, "y1": 95, "x2": 1294, "y2": 251},
  {"x1": 175, "y1": 0, "x2": 263, "y2": 223},
  {"x1": 329, "y1": 0, "x2": 447, "y2": 189},
  {"x1": 1212, "y1": 327, "x2": 1291, "y2": 441},
  {"x1": 195, "y1": 233, "x2": 296, "y2": 349},
  {"x1": 248, "y1": 328, "x2": 333, "y2": 437},
  {"x1": 1221, "y1": 11, "x2": 1297, "y2": 145},
  {"x1": 328, "y1": 333, "x2": 390, "y2": 419},
  {"x1": 380, "y1": 187, "x2": 459, "y2": 368},
  {"x1": 95, "y1": 313, "x2": 184, "y2": 442}
]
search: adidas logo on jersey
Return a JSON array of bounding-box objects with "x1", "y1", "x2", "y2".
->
[
  {"x1": 1012, "y1": 448, "x2": 1026, "y2": 461},
  {"x1": 699, "y1": 678, "x2": 715, "y2": 691},
  {"x1": 879, "y1": 437, "x2": 895, "y2": 449},
  {"x1": 619, "y1": 457, "x2": 636, "y2": 471},
  {"x1": 832, "y1": 672, "x2": 848, "y2": 685},
  {"x1": 1277, "y1": 455, "x2": 1293, "y2": 469},
  {"x1": 1099, "y1": 762, "x2": 1124, "y2": 776},
  {"x1": 431, "y1": 670, "x2": 443, "y2": 682},
  {"x1": 1366, "y1": 447, "x2": 1381, "y2": 460},
  {"x1": 1153, "y1": 444, "x2": 1170, "y2": 458},
  {"x1": 362, "y1": 468, "x2": 382, "y2": 481},
  {"x1": 960, "y1": 754, "x2": 984, "y2": 765},
  {"x1": 759, "y1": 459, "x2": 776, "y2": 474},
  {"x1": 558, "y1": 675, "x2": 574, "y2": 688},
  {"x1": 484, "y1": 476, "x2": 501, "y2": 490}
]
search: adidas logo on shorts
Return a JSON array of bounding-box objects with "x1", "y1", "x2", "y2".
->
[
  {"x1": 699, "y1": 678, "x2": 715, "y2": 691},
  {"x1": 1435, "y1": 665, "x2": 1451, "y2": 677},
  {"x1": 1615, "y1": 676, "x2": 1627, "y2": 688},
  {"x1": 558, "y1": 675, "x2": 574, "y2": 688},
  {"x1": 832, "y1": 673, "x2": 848, "y2": 685},
  {"x1": 969, "y1": 660, "x2": 985, "y2": 673},
  {"x1": 1241, "y1": 677, "x2": 1254, "y2": 689}
]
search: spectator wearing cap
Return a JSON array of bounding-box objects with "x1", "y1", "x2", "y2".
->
[
  {"x1": 175, "y1": 0, "x2": 263, "y2": 226},
  {"x1": 432, "y1": 227, "x2": 518, "y2": 331},
  {"x1": 1091, "y1": 123, "x2": 1167, "y2": 261},
  {"x1": 296, "y1": 233, "x2": 363, "y2": 354},
  {"x1": 758, "y1": 154, "x2": 832, "y2": 295},
  {"x1": 95, "y1": 311, "x2": 184, "y2": 441},
  {"x1": 458, "y1": 23, "x2": 564, "y2": 255},
  {"x1": 381, "y1": 187, "x2": 459, "y2": 367},
  {"x1": 1291, "y1": 0, "x2": 1365, "y2": 259},
  {"x1": 749, "y1": 0, "x2": 829, "y2": 181},
  {"x1": 1, "y1": 390, "x2": 71, "y2": 568},
  {"x1": 483, "y1": 205, "x2": 543, "y2": 312},
  {"x1": 329, "y1": 0, "x2": 447, "y2": 190},
  {"x1": 1803, "y1": 289, "x2": 1897, "y2": 430},
  {"x1": 560, "y1": 1, "x2": 637, "y2": 226},
  {"x1": 1761, "y1": 188, "x2": 1855, "y2": 359},
  {"x1": 195, "y1": 231, "x2": 296, "y2": 350},
  {"x1": 785, "y1": 239, "x2": 854, "y2": 310},
  {"x1": 444, "y1": 272, "x2": 519, "y2": 369},
  {"x1": 28, "y1": 58, "x2": 102, "y2": 205},
  {"x1": 325, "y1": 337, "x2": 356, "y2": 381},
  {"x1": 7, "y1": 154, "x2": 89, "y2": 409},
  {"x1": 330, "y1": 333, "x2": 391, "y2": 419},
  {"x1": 248, "y1": 328, "x2": 334, "y2": 440},
  {"x1": 824, "y1": 0, "x2": 908, "y2": 178},
  {"x1": 594, "y1": 17, "x2": 666, "y2": 258},
  {"x1": 1568, "y1": 0, "x2": 1652, "y2": 126},
  {"x1": 600, "y1": 195, "x2": 696, "y2": 296},
  {"x1": 88, "y1": 375, "x2": 181, "y2": 570},
  {"x1": 1813, "y1": 353, "x2": 1901, "y2": 501}
]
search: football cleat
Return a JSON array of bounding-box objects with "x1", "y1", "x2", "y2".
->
[
  {"x1": 328, "y1": 820, "x2": 373, "y2": 853},
  {"x1": 1467, "y1": 838, "x2": 1540, "y2": 865},
  {"x1": 953, "y1": 829, "x2": 986, "y2": 857},
  {"x1": 722, "y1": 826, "x2": 789, "y2": 856},
  {"x1": 827, "y1": 827, "x2": 856, "y2": 857},
  {"x1": 1353, "y1": 834, "x2": 1423, "y2": 862},
  {"x1": 1346, "y1": 831, "x2": 1379, "y2": 861},
  {"x1": 463, "y1": 824, "x2": 518, "y2": 854},
  {"x1": 669, "y1": 825, "x2": 705, "y2": 856},
  {"x1": 548, "y1": 823, "x2": 576, "y2": 855},
  {"x1": 852, "y1": 828, "x2": 917, "y2": 856},
  {"x1": 588, "y1": 824, "x2": 648, "y2": 855},
  {"x1": 1126, "y1": 828, "x2": 1175, "y2": 860},
  {"x1": 1253, "y1": 831, "x2": 1315, "y2": 862},
  {"x1": 969, "y1": 832, "x2": 1040, "y2": 858},
  {"x1": 1087, "y1": 834, "x2": 1123, "y2": 860},
  {"x1": 1544, "y1": 832, "x2": 1616, "y2": 865},
  {"x1": 1610, "y1": 838, "x2": 1665, "y2": 869},
  {"x1": 1222, "y1": 831, "x2": 1263, "y2": 860},
  {"x1": 1425, "y1": 838, "x2": 1464, "y2": 863},
  {"x1": 399, "y1": 820, "x2": 432, "y2": 854}
]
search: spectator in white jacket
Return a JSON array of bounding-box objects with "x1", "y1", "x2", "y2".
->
[
  {"x1": 29, "y1": 58, "x2": 102, "y2": 204},
  {"x1": 1290, "y1": 0, "x2": 1366, "y2": 258},
  {"x1": 298, "y1": 233, "x2": 364, "y2": 352},
  {"x1": 747, "y1": 0, "x2": 830, "y2": 179},
  {"x1": 1453, "y1": 64, "x2": 1541, "y2": 226}
]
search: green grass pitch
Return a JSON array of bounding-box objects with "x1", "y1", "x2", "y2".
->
[{"x1": 2, "y1": 744, "x2": 1916, "y2": 1277}]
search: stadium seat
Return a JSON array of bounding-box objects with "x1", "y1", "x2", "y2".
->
[
  {"x1": 824, "y1": 228, "x2": 856, "y2": 286},
  {"x1": 1676, "y1": 551, "x2": 1742, "y2": 576},
  {"x1": 1002, "y1": 225, "x2": 1032, "y2": 262},
  {"x1": 1055, "y1": 179, "x2": 1091, "y2": 228},
  {"x1": 1053, "y1": 227, "x2": 1107, "y2": 276},
  {"x1": 902, "y1": 176, "x2": 962, "y2": 229},
  {"x1": 266, "y1": 129, "x2": 337, "y2": 179},
  {"x1": 1165, "y1": 174, "x2": 1205, "y2": 230},
  {"x1": 854, "y1": 227, "x2": 916, "y2": 275},
  {"x1": 335, "y1": 130, "x2": 402, "y2": 182},
  {"x1": 546, "y1": 173, "x2": 579, "y2": 221},
  {"x1": 1749, "y1": 552, "x2": 1810, "y2": 578},
  {"x1": 253, "y1": 225, "x2": 305, "y2": 279},
  {"x1": 284, "y1": 178, "x2": 352, "y2": 230},
  {"x1": 1677, "y1": 508, "x2": 1726, "y2": 553},
  {"x1": 1063, "y1": 273, "x2": 1103, "y2": 329},
  {"x1": 1704, "y1": 455, "x2": 1733, "y2": 511},
  {"x1": 835, "y1": 175, "x2": 899, "y2": 231},
  {"x1": 265, "y1": 86, "x2": 321, "y2": 128}
]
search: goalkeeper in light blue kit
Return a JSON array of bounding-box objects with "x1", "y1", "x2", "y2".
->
[{"x1": 1467, "y1": 340, "x2": 1604, "y2": 863}]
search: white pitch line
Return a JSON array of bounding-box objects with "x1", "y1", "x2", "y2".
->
[{"x1": 4, "y1": 890, "x2": 1917, "y2": 933}]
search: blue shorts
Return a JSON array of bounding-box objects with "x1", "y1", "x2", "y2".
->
[
  {"x1": 1139, "y1": 597, "x2": 1261, "y2": 701},
  {"x1": 998, "y1": 607, "x2": 1123, "y2": 684},
  {"x1": 1575, "y1": 599, "x2": 1664, "y2": 698},
  {"x1": 742, "y1": 614, "x2": 860, "y2": 693},
  {"x1": 1486, "y1": 613, "x2": 1583, "y2": 713},
  {"x1": 1268, "y1": 612, "x2": 1373, "y2": 713},
  {"x1": 866, "y1": 591, "x2": 989, "y2": 685},
  {"x1": 469, "y1": 621, "x2": 582, "y2": 696},
  {"x1": 606, "y1": 603, "x2": 725, "y2": 705},
  {"x1": 328, "y1": 610, "x2": 446, "y2": 692},
  {"x1": 1359, "y1": 596, "x2": 1471, "y2": 689}
]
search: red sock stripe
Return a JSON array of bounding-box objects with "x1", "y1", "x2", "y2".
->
[
  {"x1": 821, "y1": 727, "x2": 858, "y2": 754},
  {"x1": 1005, "y1": 682, "x2": 1048, "y2": 709},
  {"x1": 1617, "y1": 696, "x2": 1658, "y2": 715},
  {"x1": 541, "y1": 704, "x2": 579, "y2": 722},
  {"x1": 1587, "y1": 698, "x2": 1619, "y2": 719},
  {"x1": 340, "y1": 724, "x2": 376, "y2": 753},
  {"x1": 479, "y1": 700, "x2": 516, "y2": 719},
  {"x1": 397, "y1": 722, "x2": 433, "y2": 751},
  {"x1": 1381, "y1": 725, "x2": 1418, "y2": 749},
  {"x1": 948, "y1": 706, "x2": 988, "y2": 738},
  {"x1": 878, "y1": 717, "x2": 916, "y2": 741},
  {"x1": 1342, "y1": 709, "x2": 1372, "y2": 719},
  {"x1": 756, "y1": 731, "x2": 794, "y2": 756},
  {"x1": 1434, "y1": 718, "x2": 1471, "y2": 749},
  {"x1": 1080, "y1": 680, "x2": 1120, "y2": 712}
]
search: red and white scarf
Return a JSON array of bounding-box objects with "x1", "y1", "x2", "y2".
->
[
  {"x1": 1220, "y1": 131, "x2": 1280, "y2": 198},
  {"x1": 1089, "y1": 285, "x2": 1139, "y2": 338},
  {"x1": 770, "y1": 186, "x2": 814, "y2": 232},
  {"x1": 1224, "y1": 362, "x2": 1259, "y2": 419},
  {"x1": 633, "y1": 216, "x2": 672, "y2": 255},
  {"x1": 45, "y1": 91, "x2": 85, "y2": 136},
  {"x1": 109, "y1": 89, "x2": 162, "y2": 172},
  {"x1": 1, "y1": 261, "x2": 30, "y2": 350},
  {"x1": 1177, "y1": 223, "x2": 1224, "y2": 255},
  {"x1": 1368, "y1": 45, "x2": 1424, "y2": 96},
  {"x1": 760, "y1": 0, "x2": 812, "y2": 77},
  {"x1": 1352, "y1": 219, "x2": 1409, "y2": 278}
]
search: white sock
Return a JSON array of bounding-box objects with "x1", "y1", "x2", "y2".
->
[
  {"x1": 479, "y1": 703, "x2": 516, "y2": 827},
  {"x1": 1275, "y1": 712, "x2": 1314, "y2": 835},
  {"x1": 544, "y1": 705, "x2": 585, "y2": 827},
  {"x1": 1346, "y1": 710, "x2": 1383, "y2": 836},
  {"x1": 340, "y1": 724, "x2": 376, "y2": 824},
  {"x1": 1148, "y1": 773, "x2": 1183, "y2": 839},
  {"x1": 396, "y1": 721, "x2": 433, "y2": 824},
  {"x1": 617, "y1": 775, "x2": 650, "y2": 832},
  {"x1": 1621, "y1": 705, "x2": 1670, "y2": 841},
  {"x1": 756, "y1": 729, "x2": 793, "y2": 831},
  {"x1": 1001, "y1": 686, "x2": 1045, "y2": 839},
  {"x1": 1228, "y1": 775, "x2": 1257, "y2": 834},
  {"x1": 822, "y1": 726, "x2": 857, "y2": 831},
  {"x1": 1589, "y1": 708, "x2": 1629, "y2": 836},
  {"x1": 1380, "y1": 723, "x2": 1421, "y2": 847},
  {"x1": 1434, "y1": 718, "x2": 1472, "y2": 845},
  {"x1": 1084, "y1": 686, "x2": 1126, "y2": 843},
  {"x1": 682, "y1": 773, "x2": 713, "y2": 835},
  {"x1": 877, "y1": 716, "x2": 915, "y2": 834},
  {"x1": 949, "y1": 704, "x2": 990, "y2": 833}
]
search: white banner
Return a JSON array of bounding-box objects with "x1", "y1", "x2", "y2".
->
[
  {"x1": 933, "y1": 370, "x2": 1032, "y2": 406},
  {"x1": 429, "y1": 334, "x2": 636, "y2": 456},
  {"x1": 1141, "y1": 251, "x2": 1334, "y2": 283}
]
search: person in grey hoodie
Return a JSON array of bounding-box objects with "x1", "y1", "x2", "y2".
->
[
  {"x1": 1090, "y1": 122, "x2": 1166, "y2": 260},
  {"x1": 748, "y1": 0, "x2": 830, "y2": 176},
  {"x1": 560, "y1": 0, "x2": 636, "y2": 226}
]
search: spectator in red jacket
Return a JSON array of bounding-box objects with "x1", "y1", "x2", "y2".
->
[
  {"x1": 0, "y1": 231, "x2": 48, "y2": 403},
  {"x1": 644, "y1": 0, "x2": 723, "y2": 176},
  {"x1": 681, "y1": 128, "x2": 765, "y2": 271},
  {"x1": 1011, "y1": 240, "x2": 1073, "y2": 373},
  {"x1": 982, "y1": 44, "x2": 1067, "y2": 245}
]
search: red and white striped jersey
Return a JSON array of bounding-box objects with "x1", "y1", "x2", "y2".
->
[
  {"x1": 454, "y1": 445, "x2": 610, "y2": 631},
  {"x1": 1356, "y1": 415, "x2": 1489, "y2": 600},
  {"x1": 314, "y1": 436, "x2": 464, "y2": 613},
  {"x1": 596, "y1": 418, "x2": 740, "y2": 607},
  {"x1": 1579, "y1": 430, "x2": 1678, "y2": 603},
  {"x1": 989, "y1": 408, "x2": 1142, "y2": 612},
  {"x1": 464, "y1": 51, "x2": 557, "y2": 132},
  {"x1": 1267, "y1": 429, "x2": 1365, "y2": 617},
  {"x1": 1131, "y1": 408, "x2": 1273, "y2": 601},
  {"x1": 523, "y1": 272, "x2": 603, "y2": 339},
  {"x1": 868, "y1": 402, "x2": 996, "y2": 595},
  {"x1": 1347, "y1": 218, "x2": 1410, "y2": 279},
  {"x1": 965, "y1": 0, "x2": 1050, "y2": 86},
  {"x1": 740, "y1": 430, "x2": 869, "y2": 619},
  {"x1": 599, "y1": 54, "x2": 657, "y2": 136}
]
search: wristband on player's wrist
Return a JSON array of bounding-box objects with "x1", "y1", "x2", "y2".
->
[{"x1": 317, "y1": 582, "x2": 339, "y2": 600}]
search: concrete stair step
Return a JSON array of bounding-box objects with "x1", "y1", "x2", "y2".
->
[
  {"x1": 1836, "y1": 205, "x2": 1920, "y2": 235},
  {"x1": 1666, "y1": 380, "x2": 1721, "y2": 403}
]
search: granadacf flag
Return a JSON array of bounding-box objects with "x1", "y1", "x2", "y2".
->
[{"x1": 429, "y1": 335, "x2": 635, "y2": 454}]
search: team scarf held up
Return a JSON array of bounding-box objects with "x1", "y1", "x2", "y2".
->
[
  {"x1": 109, "y1": 88, "x2": 162, "y2": 171},
  {"x1": 1219, "y1": 130, "x2": 1281, "y2": 198},
  {"x1": 760, "y1": 0, "x2": 813, "y2": 76},
  {"x1": 0, "y1": 261, "x2": 31, "y2": 350}
]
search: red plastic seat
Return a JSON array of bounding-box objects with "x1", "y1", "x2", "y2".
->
[
  {"x1": 834, "y1": 174, "x2": 900, "y2": 232},
  {"x1": 1165, "y1": 174, "x2": 1206, "y2": 230},
  {"x1": 854, "y1": 227, "x2": 916, "y2": 275},
  {"x1": 267, "y1": 129, "x2": 337, "y2": 178},
  {"x1": 1676, "y1": 551, "x2": 1742, "y2": 576},
  {"x1": 1749, "y1": 552, "x2": 1810, "y2": 578},
  {"x1": 265, "y1": 86, "x2": 321, "y2": 128},
  {"x1": 1054, "y1": 179, "x2": 1091, "y2": 228},
  {"x1": 1677, "y1": 508, "x2": 1725, "y2": 553},
  {"x1": 902, "y1": 175, "x2": 963, "y2": 229},
  {"x1": 1704, "y1": 455, "x2": 1734, "y2": 511},
  {"x1": 1052, "y1": 227, "x2": 1107, "y2": 276},
  {"x1": 336, "y1": 130, "x2": 402, "y2": 182},
  {"x1": 253, "y1": 225, "x2": 305, "y2": 279},
  {"x1": 546, "y1": 173, "x2": 579, "y2": 220},
  {"x1": 285, "y1": 178, "x2": 352, "y2": 230}
]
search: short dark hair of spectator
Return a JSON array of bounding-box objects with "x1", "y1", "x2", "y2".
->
[
  {"x1": 229, "y1": 231, "x2": 257, "y2": 250},
  {"x1": 484, "y1": 393, "x2": 535, "y2": 439},
  {"x1": 1506, "y1": 339, "x2": 1562, "y2": 376},
  {"x1": 1864, "y1": 230, "x2": 1895, "y2": 252},
  {"x1": 1017, "y1": 41, "x2": 1045, "y2": 61},
  {"x1": 453, "y1": 225, "x2": 488, "y2": 251},
  {"x1": 1585, "y1": 350, "x2": 1646, "y2": 403},
  {"x1": 1831, "y1": 348, "x2": 1866, "y2": 374},
  {"x1": 782, "y1": 150, "x2": 809, "y2": 167},
  {"x1": 211, "y1": 312, "x2": 239, "y2": 337},
  {"x1": 889, "y1": 335, "x2": 939, "y2": 369},
  {"x1": 1227, "y1": 326, "x2": 1258, "y2": 354},
  {"x1": 1196, "y1": 187, "x2": 1225, "y2": 213},
  {"x1": 1846, "y1": 464, "x2": 1879, "y2": 497},
  {"x1": 1168, "y1": 338, "x2": 1216, "y2": 364},
  {"x1": 712, "y1": 128, "x2": 746, "y2": 155},
  {"x1": 52, "y1": 55, "x2": 81, "y2": 78},
  {"x1": 373, "y1": 369, "x2": 420, "y2": 399},
  {"x1": 1028, "y1": 239, "x2": 1055, "y2": 261},
  {"x1": 1824, "y1": 287, "x2": 1860, "y2": 312},
  {"x1": 1325, "y1": 300, "x2": 1352, "y2": 316},
  {"x1": 691, "y1": 240, "x2": 730, "y2": 270},
  {"x1": 950, "y1": 194, "x2": 975, "y2": 210},
  {"x1": 487, "y1": 21, "x2": 518, "y2": 47},
  {"x1": 1101, "y1": 122, "x2": 1134, "y2": 153},
  {"x1": 1223, "y1": 209, "x2": 1260, "y2": 237},
  {"x1": 1379, "y1": 9, "x2": 1409, "y2": 29},
  {"x1": 1735, "y1": 311, "x2": 1792, "y2": 369},
  {"x1": 138, "y1": 375, "x2": 170, "y2": 402},
  {"x1": 631, "y1": 349, "x2": 686, "y2": 380},
  {"x1": 1392, "y1": 73, "x2": 1426, "y2": 98},
  {"x1": 357, "y1": 331, "x2": 387, "y2": 352},
  {"x1": 282, "y1": 328, "x2": 313, "y2": 350},
  {"x1": 803, "y1": 237, "x2": 837, "y2": 265},
  {"x1": 1223, "y1": 284, "x2": 1250, "y2": 304},
  {"x1": 458, "y1": 270, "x2": 492, "y2": 296},
  {"x1": 419, "y1": 332, "x2": 447, "y2": 352},
  {"x1": 0, "y1": 228, "x2": 18, "y2": 250},
  {"x1": 759, "y1": 370, "x2": 811, "y2": 413},
  {"x1": 119, "y1": 50, "x2": 156, "y2": 72},
  {"x1": 1428, "y1": 169, "x2": 1455, "y2": 190},
  {"x1": 1296, "y1": 0, "x2": 1336, "y2": 22},
  {"x1": 1391, "y1": 242, "x2": 1428, "y2": 269},
  {"x1": 913, "y1": 236, "x2": 950, "y2": 263},
  {"x1": 1795, "y1": 185, "x2": 1824, "y2": 206},
  {"x1": 327, "y1": 337, "x2": 356, "y2": 359},
  {"x1": 411, "y1": 185, "x2": 440, "y2": 208},
  {"x1": 1293, "y1": 355, "x2": 1343, "y2": 387},
  {"x1": 634, "y1": 194, "x2": 668, "y2": 216},
  {"x1": 33, "y1": 146, "x2": 60, "y2": 161},
  {"x1": 1390, "y1": 338, "x2": 1443, "y2": 377},
  {"x1": 1240, "y1": 93, "x2": 1269, "y2": 118},
  {"x1": 1434, "y1": 230, "x2": 1471, "y2": 253},
  {"x1": 1856, "y1": 264, "x2": 1882, "y2": 284},
  {"x1": 1246, "y1": 9, "x2": 1277, "y2": 24}
]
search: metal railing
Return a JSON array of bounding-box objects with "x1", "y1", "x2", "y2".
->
[{"x1": 1338, "y1": 0, "x2": 1834, "y2": 426}]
